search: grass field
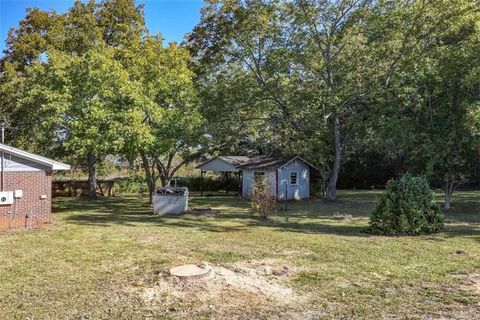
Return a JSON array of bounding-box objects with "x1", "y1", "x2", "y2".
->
[{"x1": 0, "y1": 190, "x2": 478, "y2": 319}]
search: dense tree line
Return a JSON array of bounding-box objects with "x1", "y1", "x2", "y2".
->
[
  {"x1": 187, "y1": 0, "x2": 480, "y2": 207},
  {"x1": 0, "y1": 0, "x2": 479, "y2": 208}
]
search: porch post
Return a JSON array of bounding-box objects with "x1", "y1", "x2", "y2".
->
[
  {"x1": 226, "y1": 172, "x2": 229, "y2": 196},
  {"x1": 239, "y1": 171, "x2": 243, "y2": 197},
  {"x1": 237, "y1": 172, "x2": 242, "y2": 196},
  {"x1": 200, "y1": 170, "x2": 204, "y2": 196}
]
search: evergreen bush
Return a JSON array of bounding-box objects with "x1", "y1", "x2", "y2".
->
[{"x1": 369, "y1": 174, "x2": 444, "y2": 235}]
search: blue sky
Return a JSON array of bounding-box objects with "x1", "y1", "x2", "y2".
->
[{"x1": 0, "y1": 0, "x2": 204, "y2": 55}]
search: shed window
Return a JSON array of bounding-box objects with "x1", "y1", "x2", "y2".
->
[{"x1": 290, "y1": 172, "x2": 298, "y2": 185}]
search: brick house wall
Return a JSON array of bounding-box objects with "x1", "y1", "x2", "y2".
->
[{"x1": 0, "y1": 171, "x2": 52, "y2": 231}]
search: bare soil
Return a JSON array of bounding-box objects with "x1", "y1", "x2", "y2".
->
[{"x1": 142, "y1": 260, "x2": 299, "y2": 307}]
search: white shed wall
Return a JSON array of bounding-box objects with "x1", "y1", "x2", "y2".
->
[
  {"x1": 277, "y1": 159, "x2": 310, "y2": 200},
  {"x1": 241, "y1": 169, "x2": 276, "y2": 198}
]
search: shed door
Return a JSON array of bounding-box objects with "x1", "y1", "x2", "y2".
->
[{"x1": 252, "y1": 172, "x2": 265, "y2": 195}]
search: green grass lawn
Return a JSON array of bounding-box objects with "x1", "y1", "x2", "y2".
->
[{"x1": 0, "y1": 190, "x2": 478, "y2": 319}]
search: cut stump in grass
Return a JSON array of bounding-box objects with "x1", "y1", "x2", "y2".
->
[
  {"x1": 332, "y1": 213, "x2": 352, "y2": 220},
  {"x1": 169, "y1": 264, "x2": 211, "y2": 280}
]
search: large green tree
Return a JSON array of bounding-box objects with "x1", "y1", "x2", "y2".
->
[
  {"x1": 188, "y1": 0, "x2": 429, "y2": 200},
  {"x1": 1, "y1": 0, "x2": 148, "y2": 198},
  {"x1": 381, "y1": 0, "x2": 480, "y2": 209},
  {"x1": 287, "y1": 0, "x2": 379, "y2": 200},
  {"x1": 126, "y1": 36, "x2": 203, "y2": 203},
  {"x1": 188, "y1": 0, "x2": 303, "y2": 156},
  {"x1": 32, "y1": 47, "x2": 149, "y2": 198}
]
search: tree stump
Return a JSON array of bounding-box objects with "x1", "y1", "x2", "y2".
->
[{"x1": 169, "y1": 264, "x2": 210, "y2": 280}]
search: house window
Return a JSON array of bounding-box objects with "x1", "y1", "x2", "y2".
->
[{"x1": 290, "y1": 172, "x2": 298, "y2": 185}]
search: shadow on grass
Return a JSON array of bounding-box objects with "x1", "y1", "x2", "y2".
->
[
  {"x1": 57, "y1": 195, "x2": 372, "y2": 236},
  {"x1": 56, "y1": 192, "x2": 480, "y2": 239}
]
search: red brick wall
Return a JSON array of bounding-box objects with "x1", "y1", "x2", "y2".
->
[{"x1": 0, "y1": 171, "x2": 52, "y2": 231}]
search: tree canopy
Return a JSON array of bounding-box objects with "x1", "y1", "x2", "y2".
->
[
  {"x1": 0, "y1": 0, "x2": 201, "y2": 198},
  {"x1": 0, "y1": 0, "x2": 479, "y2": 207}
]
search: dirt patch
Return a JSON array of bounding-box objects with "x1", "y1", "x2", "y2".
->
[
  {"x1": 452, "y1": 270, "x2": 480, "y2": 295},
  {"x1": 142, "y1": 261, "x2": 298, "y2": 306},
  {"x1": 453, "y1": 249, "x2": 469, "y2": 256},
  {"x1": 420, "y1": 271, "x2": 480, "y2": 320}
]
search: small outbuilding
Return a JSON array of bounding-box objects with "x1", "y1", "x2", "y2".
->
[
  {"x1": 238, "y1": 156, "x2": 315, "y2": 200},
  {"x1": 197, "y1": 155, "x2": 316, "y2": 200},
  {"x1": 0, "y1": 143, "x2": 70, "y2": 231}
]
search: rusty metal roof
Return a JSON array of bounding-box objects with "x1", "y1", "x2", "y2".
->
[
  {"x1": 236, "y1": 156, "x2": 293, "y2": 170},
  {"x1": 237, "y1": 156, "x2": 318, "y2": 170}
]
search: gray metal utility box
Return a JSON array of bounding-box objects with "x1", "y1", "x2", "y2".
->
[{"x1": 153, "y1": 187, "x2": 189, "y2": 215}]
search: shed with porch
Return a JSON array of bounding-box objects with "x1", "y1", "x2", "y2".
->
[
  {"x1": 238, "y1": 156, "x2": 313, "y2": 200},
  {"x1": 197, "y1": 155, "x2": 315, "y2": 200}
]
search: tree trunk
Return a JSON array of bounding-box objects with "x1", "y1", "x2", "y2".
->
[
  {"x1": 154, "y1": 158, "x2": 172, "y2": 187},
  {"x1": 87, "y1": 152, "x2": 97, "y2": 199},
  {"x1": 141, "y1": 152, "x2": 154, "y2": 204},
  {"x1": 444, "y1": 181, "x2": 455, "y2": 210},
  {"x1": 324, "y1": 115, "x2": 342, "y2": 201},
  {"x1": 162, "y1": 176, "x2": 171, "y2": 187}
]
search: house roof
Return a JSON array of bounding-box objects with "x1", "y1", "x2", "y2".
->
[
  {"x1": 0, "y1": 143, "x2": 70, "y2": 170},
  {"x1": 217, "y1": 156, "x2": 251, "y2": 166},
  {"x1": 197, "y1": 155, "x2": 318, "y2": 172},
  {"x1": 237, "y1": 156, "x2": 318, "y2": 170},
  {"x1": 196, "y1": 156, "x2": 250, "y2": 170}
]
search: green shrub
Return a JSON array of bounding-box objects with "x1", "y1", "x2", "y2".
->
[
  {"x1": 116, "y1": 173, "x2": 241, "y2": 194},
  {"x1": 368, "y1": 174, "x2": 444, "y2": 235},
  {"x1": 116, "y1": 173, "x2": 148, "y2": 194},
  {"x1": 176, "y1": 175, "x2": 240, "y2": 192}
]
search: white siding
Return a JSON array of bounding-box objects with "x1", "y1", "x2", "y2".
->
[
  {"x1": 242, "y1": 170, "x2": 254, "y2": 197},
  {"x1": 277, "y1": 159, "x2": 310, "y2": 200},
  {"x1": 0, "y1": 153, "x2": 50, "y2": 172},
  {"x1": 241, "y1": 169, "x2": 276, "y2": 197}
]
